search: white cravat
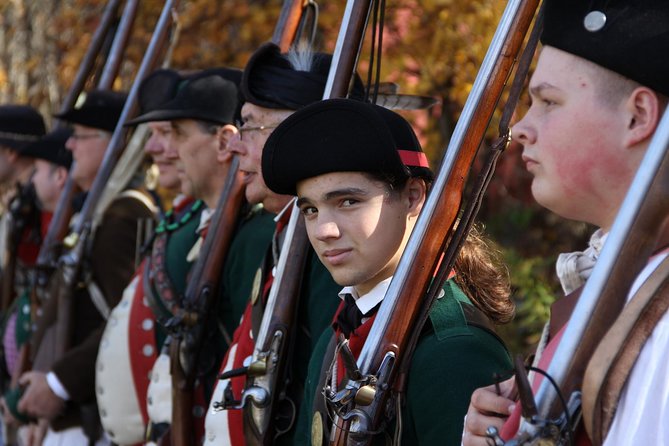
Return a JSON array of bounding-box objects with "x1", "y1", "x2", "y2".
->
[{"x1": 555, "y1": 229, "x2": 607, "y2": 294}]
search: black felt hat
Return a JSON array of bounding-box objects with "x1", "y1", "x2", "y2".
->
[
  {"x1": 242, "y1": 42, "x2": 365, "y2": 111},
  {"x1": 20, "y1": 127, "x2": 73, "y2": 168},
  {"x1": 54, "y1": 89, "x2": 127, "y2": 132},
  {"x1": 125, "y1": 69, "x2": 183, "y2": 126},
  {"x1": 262, "y1": 98, "x2": 430, "y2": 195},
  {"x1": 131, "y1": 69, "x2": 241, "y2": 125},
  {"x1": 542, "y1": 0, "x2": 669, "y2": 97},
  {"x1": 0, "y1": 105, "x2": 46, "y2": 151}
]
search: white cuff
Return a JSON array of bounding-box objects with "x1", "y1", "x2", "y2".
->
[{"x1": 46, "y1": 371, "x2": 71, "y2": 401}]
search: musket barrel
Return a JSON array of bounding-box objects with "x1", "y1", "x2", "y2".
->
[
  {"x1": 97, "y1": 0, "x2": 140, "y2": 90},
  {"x1": 75, "y1": 0, "x2": 178, "y2": 234},
  {"x1": 323, "y1": 0, "x2": 372, "y2": 100},
  {"x1": 56, "y1": 0, "x2": 123, "y2": 120},
  {"x1": 357, "y1": 0, "x2": 539, "y2": 374}
]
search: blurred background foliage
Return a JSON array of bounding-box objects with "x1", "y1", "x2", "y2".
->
[{"x1": 0, "y1": 0, "x2": 593, "y2": 356}]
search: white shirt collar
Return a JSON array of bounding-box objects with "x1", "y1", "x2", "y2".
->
[
  {"x1": 197, "y1": 207, "x2": 214, "y2": 234},
  {"x1": 338, "y1": 276, "x2": 393, "y2": 316}
]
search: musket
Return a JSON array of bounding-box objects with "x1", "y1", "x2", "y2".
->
[
  {"x1": 230, "y1": 1, "x2": 374, "y2": 444},
  {"x1": 323, "y1": 0, "x2": 540, "y2": 444},
  {"x1": 38, "y1": 0, "x2": 134, "y2": 281},
  {"x1": 165, "y1": 2, "x2": 317, "y2": 444},
  {"x1": 167, "y1": 157, "x2": 246, "y2": 446},
  {"x1": 52, "y1": 0, "x2": 178, "y2": 359},
  {"x1": 501, "y1": 107, "x2": 669, "y2": 446},
  {"x1": 6, "y1": 0, "x2": 131, "y2": 413},
  {"x1": 0, "y1": 0, "x2": 123, "y2": 314}
]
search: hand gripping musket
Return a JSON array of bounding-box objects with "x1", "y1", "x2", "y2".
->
[
  {"x1": 494, "y1": 106, "x2": 669, "y2": 446},
  {"x1": 50, "y1": 0, "x2": 178, "y2": 360},
  {"x1": 224, "y1": 1, "x2": 375, "y2": 444},
  {"x1": 320, "y1": 0, "x2": 540, "y2": 444},
  {"x1": 167, "y1": 158, "x2": 246, "y2": 446}
]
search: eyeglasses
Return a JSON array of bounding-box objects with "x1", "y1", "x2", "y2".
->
[
  {"x1": 238, "y1": 124, "x2": 278, "y2": 141},
  {"x1": 70, "y1": 132, "x2": 105, "y2": 141}
]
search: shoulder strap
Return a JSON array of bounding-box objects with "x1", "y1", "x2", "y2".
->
[{"x1": 582, "y1": 254, "x2": 669, "y2": 444}]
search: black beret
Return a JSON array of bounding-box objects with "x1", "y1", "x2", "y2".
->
[
  {"x1": 125, "y1": 69, "x2": 183, "y2": 126},
  {"x1": 262, "y1": 98, "x2": 429, "y2": 196},
  {"x1": 54, "y1": 89, "x2": 127, "y2": 132},
  {"x1": 542, "y1": 0, "x2": 669, "y2": 97},
  {"x1": 20, "y1": 127, "x2": 73, "y2": 168},
  {"x1": 0, "y1": 105, "x2": 46, "y2": 151},
  {"x1": 241, "y1": 42, "x2": 365, "y2": 110},
  {"x1": 132, "y1": 69, "x2": 240, "y2": 125}
]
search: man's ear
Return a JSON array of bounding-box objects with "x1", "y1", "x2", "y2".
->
[
  {"x1": 405, "y1": 177, "x2": 427, "y2": 217},
  {"x1": 217, "y1": 124, "x2": 238, "y2": 162},
  {"x1": 624, "y1": 87, "x2": 662, "y2": 148},
  {"x1": 55, "y1": 166, "x2": 69, "y2": 189}
]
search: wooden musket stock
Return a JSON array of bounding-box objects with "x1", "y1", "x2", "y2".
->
[
  {"x1": 169, "y1": 157, "x2": 246, "y2": 446},
  {"x1": 329, "y1": 1, "x2": 540, "y2": 444}
]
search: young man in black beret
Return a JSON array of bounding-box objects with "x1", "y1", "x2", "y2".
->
[
  {"x1": 16, "y1": 89, "x2": 156, "y2": 446},
  {"x1": 462, "y1": 1, "x2": 669, "y2": 445},
  {"x1": 204, "y1": 43, "x2": 355, "y2": 446},
  {"x1": 261, "y1": 98, "x2": 511, "y2": 445}
]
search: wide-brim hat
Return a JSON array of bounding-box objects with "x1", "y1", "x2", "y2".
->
[
  {"x1": 241, "y1": 42, "x2": 365, "y2": 111},
  {"x1": 130, "y1": 68, "x2": 241, "y2": 125},
  {"x1": 20, "y1": 127, "x2": 73, "y2": 168},
  {"x1": 542, "y1": 0, "x2": 669, "y2": 97},
  {"x1": 262, "y1": 98, "x2": 430, "y2": 196},
  {"x1": 54, "y1": 89, "x2": 127, "y2": 132},
  {"x1": 124, "y1": 69, "x2": 183, "y2": 126},
  {"x1": 0, "y1": 105, "x2": 46, "y2": 151}
]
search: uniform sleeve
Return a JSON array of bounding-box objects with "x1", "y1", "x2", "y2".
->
[
  {"x1": 52, "y1": 196, "x2": 155, "y2": 403},
  {"x1": 402, "y1": 326, "x2": 512, "y2": 445}
]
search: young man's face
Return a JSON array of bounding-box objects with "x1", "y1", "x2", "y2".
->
[
  {"x1": 512, "y1": 46, "x2": 638, "y2": 229},
  {"x1": 168, "y1": 119, "x2": 222, "y2": 201},
  {"x1": 65, "y1": 124, "x2": 109, "y2": 190},
  {"x1": 229, "y1": 102, "x2": 293, "y2": 213},
  {"x1": 32, "y1": 159, "x2": 65, "y2": 212},
  {"x1": 145, "y1": 121, "x2": 179, "y2": 190},
  {"x1": 297, "y1": 171, "x2": 418, "y2": 296}
]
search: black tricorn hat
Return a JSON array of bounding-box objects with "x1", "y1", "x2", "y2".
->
[
  {"x1": 130, "y1": 68, "x2": 241, "y2": 125},
  {"x1": 125, "y1": 69, "x2": 183, "y2": 126},
  {"x1": 542, "y1": 0, "x2": 669, "y2": 97},
  {"x1": 0, "y1": 105, "x2": 46, "y2": 151},
  {"x1": 241, "y1": 42, "x2": 365, "y2": 111},
  {"x1": 20, "y1": 127, "x2": 73, "y2": 168},
  {"x1": 54, "y1": 89, "x2": 127, "y2": 132},
  {"x1": 262, "y1": 98, "x2": 430, "y2": 196}
]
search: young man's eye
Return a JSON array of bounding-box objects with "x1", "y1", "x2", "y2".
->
[
  {"x1": 300, "y1": 206, "x2": 317, "y2": 216},
  {"x1": 341, "y1": 199, "x2": 358, "y2": 207}
]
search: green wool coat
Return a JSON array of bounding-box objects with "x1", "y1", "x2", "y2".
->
[{"x1": 295, "y1": 279, "x2": 512, "y2": 446}]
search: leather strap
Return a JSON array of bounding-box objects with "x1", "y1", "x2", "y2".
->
[{"x1": 582, "y1": 254, "x2": 669, "y2": 445}]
